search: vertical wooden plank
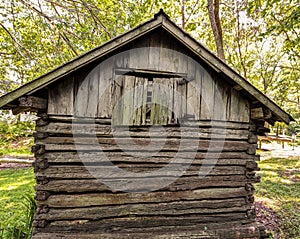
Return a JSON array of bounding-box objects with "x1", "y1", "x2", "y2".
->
[
  {"x1": 225, "y1": 86, "x2": 232, "y2": 121},
  {"x1": 213, "y1": 76, "x2": 229, "y2": 121},
  {"x1": 97, "y1": 57, "x2": 114, "y2": 118},
  {"x1": 122, "y1": 75, "x2": 135, "y2": 125},
  {"x1": 173, "y1": 78, "x2": 180, "y2": 123},
  {"x1": 229, "y1": 88, "x2": 238, "y2": 122},
  {"x1": 167, "y1": 78, "x2": 175, "y2": 124},
  {"x1": 160, "y1": 78, "x2": 168, "y2": 125},
  {"x1": 84, "y1": 67, "x2": 99, "y2": 118},
  {"x1": 115, "y1": 50, "x2": 129, "y2": 68},
  {"x1": 180, "y1": 80, "x2": 187, "y2": 119},
  {"x1": 187, "y1": 65, "x2": 202, "y2": 120},
  {"x1": 132, "y1": 77, "x2": 148, "y2": 126},
  {"x1": 159, "y1": 37, "x2": 177, "y2": 72},
  {"x1": 129, "y1": 37, "x2": 149, "y2": 69},
  {"x1": 238, "y1": 95, "x2": 250, "y2": 123},
  {"x1": 187, "y1": 55, "x2": 196, "y2": 82},
  {"x1": 173, "y1": 41, "x2": 188, "y2": 74},
  {"x1": 73, "y1": 72, "x2": 87, "y2": 117},
  {"x1": 200, "y1": 69, "x2": 214, "y2": 120},
  {"x1": 151, "y1": 78, "x2": 167, "y2": 125},
  {"x1": 148, "y1": 31, "x2": 161, "y2": 70},
  {"x1": 48, "y1": 77, "x2": 74, "y2": 116},
  {"x1": 229, "y1": 88, "x2": 250, "y2": 122},
  {"x1": 174, "y1": 78, "x2": 187, "y2": 121},
  {"x1": 111, "y1": 74, "x2": 124, "y2": 126},
  {"x1": 150, "y1": 79, "x2": 158, "y2": 125},
  {"x1": 141, "y1": 78, "x2": 148, "y2": 126},
  {"x1": 151, "y1": 78, "x2": 160, "y2": 125}
]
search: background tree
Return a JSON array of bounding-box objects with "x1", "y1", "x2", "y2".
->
[{"x1": 207, "y1": 0, "x2": 225, "y2": 61}]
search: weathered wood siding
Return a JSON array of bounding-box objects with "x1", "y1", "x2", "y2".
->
[{"x1": 48, "y1": 30, "x2": 249, "y2": 124}]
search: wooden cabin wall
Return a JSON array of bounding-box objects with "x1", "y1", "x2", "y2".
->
[
  {"x1": 37, "y1": 30, "x2": 263, "y2": 238},
  {"x1": 32, "y1": 112, "x2": 262, "y2": 238}
]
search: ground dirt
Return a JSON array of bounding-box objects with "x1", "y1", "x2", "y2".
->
[{"x1": 255, "y1": 201, "x2": 281, "y2": 239}]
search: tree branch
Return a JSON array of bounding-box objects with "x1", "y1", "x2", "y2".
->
[
  {"x1": 18, "y1": 0, "x2": 79, "y2": 56},
  {"x1": 0, "y1": 22, "x2": 32, "y2": 59}
]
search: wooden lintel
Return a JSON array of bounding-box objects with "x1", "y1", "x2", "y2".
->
[
  {"x1": 19, "y1": 96, "x2": 47, "y2": 110},
  {"x1": 115, "y1": 68, "x2": 188, "y2": 79}
]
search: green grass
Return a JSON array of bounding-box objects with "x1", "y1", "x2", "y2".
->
[
  {"x1": 0, "y1": 138, "x2": 33, "y2": 158},
  {"x1": 256, "y1": 157, "x2": 300, "y2": 239},
  {"x1": 0, "y1": 168, "x2": 36, "y2": 238}
]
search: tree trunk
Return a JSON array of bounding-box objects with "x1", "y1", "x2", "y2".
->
[{"x1": 207, "y1": 0, "x2": 225, "y2": 61}]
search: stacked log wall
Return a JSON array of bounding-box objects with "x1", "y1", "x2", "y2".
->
[
  {"x1": 31, "y1": 29, "x2": 265, "y2": 238},
  {"x1": 32, "y1": 114, "x2": 262, "y2": 238}
]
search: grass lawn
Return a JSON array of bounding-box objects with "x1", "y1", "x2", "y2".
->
[
  {"x1": 0, "y1": 167, "x2": 35, "y2": 238},
  {"x1": 255, "y1": 156, "x2": 300, "y2": 239}
]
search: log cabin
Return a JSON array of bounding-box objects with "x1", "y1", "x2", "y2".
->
[{"x1": 0, "y1": 10, "x2": 294, "y2": 239}]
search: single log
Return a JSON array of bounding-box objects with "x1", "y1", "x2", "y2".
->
[
  {"x1": 36, "y1": 122, "x2": 249, "y2": 140},
  {"x1": 34, "y1": 214, "x2": 251, "y2": 233},
  {"x1": 245, "y1": 183, "x2": 254, "y2": 192},
  {"x1": 42, "y1": 151, "x2": 259, "y2": 164},
  {"x1": 37, "y1": 187, "x2": 248, "y2": 205},
  {"x1": 32, "y1": 222, "x2": 261, "y2": 239},
  {"x1": 36, "y1": 200, "x2": 250, "y2": 221},
  {"x1": 35, "y1": 175, "x2": 249, "y2": 194},
  {"x1": 34, "y1": 165, "x2": 246, "y2": 179},
  {"x1": 36, "y1": 138, "x2": 250, "y2": 152},
  {"x1": 247, "y1": 195, "x2": 255, "y2": 203},
  {"x1": 37, "y1": 205, "x2": 49, "y2": 214},
  {"x1": 35, "y1": 175, "x2": 49, "y2": 185},
  {"x1": 46, "y1": 116, "x2": 249, "y2": 129}
]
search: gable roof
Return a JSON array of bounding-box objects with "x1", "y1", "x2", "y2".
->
[{"x1": 0, "y1": 9, "x2": 294, "y2": 124}]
